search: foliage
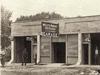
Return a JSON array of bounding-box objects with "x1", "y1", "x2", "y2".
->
[
  {"x1": 1, "y1": 6, "x2": 12, "y2": 49},
  {"x1": 4, "y1": 46, "x2": 11, "y2": 61},
  {"x1": 16, "y1": 12, "x2": 64, "y2": 22}
]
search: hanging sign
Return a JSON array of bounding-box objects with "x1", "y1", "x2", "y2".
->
[{"x1": 41, "y1": 22, "x2": 59, "y2": 37}]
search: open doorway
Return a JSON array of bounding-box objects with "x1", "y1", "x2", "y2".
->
[
  {"x1": 15, "y1": 37, "x2": 31, "y2": 63},
  {"x1": 52, "y1": 42, "x2": 66, "y2": 63},
  {"x1": 91, "y1": 33, "x2": 100, "y2": 65},
  {"x1": 82, "y1": 44, "x2": 89, "y2": 64},
  {"x1": 25, "y1": 40, "x2": 31, "y2": 63}
]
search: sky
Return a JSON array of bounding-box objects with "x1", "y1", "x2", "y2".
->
[{"x1": 1, "y1": 0, "x2": 100, "y2": 21}]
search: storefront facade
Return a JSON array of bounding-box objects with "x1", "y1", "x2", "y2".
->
[{"x1": 10, "y1": 15, "x2": 100, "y2": 65}]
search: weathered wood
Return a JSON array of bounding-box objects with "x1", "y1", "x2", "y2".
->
[
  {"x1": 11, "y1": 22, "x2": 41, "y2": 36},
  {"x1": 40, "y1": 36, "x2": 51, "y2": 63},
  {"x1": 67, "y1": 34, "x2": 78, "y2": 64},
  {"x1": 11, "y1": 15, "x2": 100, "y2": 37}
]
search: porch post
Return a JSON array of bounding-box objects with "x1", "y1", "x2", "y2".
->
[
  {"x1": 88, "y1": 34, "x2": 91, "y2": 65},
  {"x1": 66, "y1": 35, "x2": 68, "y2": 64},
  {"x1": 50, "y1": 36, "x2": 52, "y2": 63},
  {"x1": 7, "y1": 39, "x2": 14, "y2": 64},
  {"x1": 76, "y1": 32, "x2": 82, "y2": 65},
  {"x1": 31, "y1": 37, "x2": 33, "y2": 63},
  {"x1": 0, "y1": 35, "x2": 1, "y2": 66},
  {"x1": 37, "y1": 35, "x2": 40, "y2": 64},
  {"x1": 0, "y1": 8, "x2": 1, "y2": 53}
]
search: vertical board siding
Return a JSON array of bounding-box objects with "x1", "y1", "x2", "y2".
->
[
  {"x1": 40, "y1": 36, "x2": 51, "y2": 63},
  {"x1": 67, "y1": 34, "x2": 78, "y2": 64}
]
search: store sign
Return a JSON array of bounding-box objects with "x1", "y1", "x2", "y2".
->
[{"x1": 41, "y1": 22, "x2": 59, "y2": 37}]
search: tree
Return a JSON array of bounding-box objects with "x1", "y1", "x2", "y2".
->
[
  {"x1": 1, "y1": 6, "x2": 12, "y2": 61},
  {"x1": 1, "y1": 6, "x2": 12, "y2": 49},
  {"x1": 16, "y1": 12, "x2": 63, "y2": 22}
]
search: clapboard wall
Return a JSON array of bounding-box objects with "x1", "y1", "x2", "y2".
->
[
  {"x1": 11, "y1": 22, "x2": 41, "y2": 36},
  {"x1": 12, "y1": 15, "x2": 100, "y2": 37},
  {"x1": 40, "y1": 36, "x2": 51, "y2": 63},
  {"x1": 67, "y1": 34, "x2": 78, "y2": 64},
  {"x1": 40, "y1": 35, "x2": 66, "y2": 63}
]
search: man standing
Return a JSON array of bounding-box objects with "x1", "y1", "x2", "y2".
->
[
  {"x1": 22, "y1": 48, "x2": 28, "y2": 66},
  {"x1": 0, "y1": 50, "x2": 6, "y2": 67},
  {"x1": 95, "y1": 47, "x2": 98, "y2": 65}
]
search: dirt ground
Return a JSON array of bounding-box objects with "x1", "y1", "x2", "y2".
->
[{"x1": 1, "y1": 63, "x2": 100, "y2": 75}]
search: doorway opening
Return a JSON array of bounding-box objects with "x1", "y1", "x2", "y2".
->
[
  {"x1": 91, "y1": 33, "x2": 100, "y2": 65},
  {"x1": 25, "y1": 39, "x2": 31, "y2": 63},
  {"x1": 52, "y1": 42, "x2": 66, "y2": 63},
  {"x1": 82, "y1": 44, "x2": 89, "y2": 64},
  {"x1": 15, "y1": 37, "x2": 31, "y2": 63}
]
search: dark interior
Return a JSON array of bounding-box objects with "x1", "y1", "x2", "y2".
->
[
  {"x1": 82, "y1": 44, "x2": 88, "y2": 64},
  {"x1": 25, "y1": 39, "x2": 31, "y2": 63},
  {"x1": 52, "y1": 42, "x2": 66, "y2": 63},
  {"x1": 91, "y1": 33, "x2": 100, "y2": 65},
  {"x1": 15, "y1": 37, "x2": 31, "y2": 63}
]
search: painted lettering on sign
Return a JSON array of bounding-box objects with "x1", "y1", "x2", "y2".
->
[{"x1": 41, "y1": 22, "x2": 59, "y2": 37}]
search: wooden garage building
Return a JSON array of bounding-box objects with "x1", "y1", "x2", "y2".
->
[{"x1": 10, "y1": 15, "x2": 100, "y2": 65}]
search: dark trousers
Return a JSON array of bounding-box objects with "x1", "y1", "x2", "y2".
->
[
  {"x1": 34, "y1": 58, "x2": 37, "y2": 65},
  {"x1": 22, "y1": 57, "x2": 27, "y2": 66},
  {"x1": 95, "y1": 54, "x2": 99, "y2": 65},
  {"x1": 1, "y1": 58, "x2": 5, "y2": 67}
]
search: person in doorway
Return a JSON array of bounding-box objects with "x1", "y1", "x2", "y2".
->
[
  {"x1": 95, "y1": 47, "x2": 99, "y2": 65},
  {"x1": 22, "y1": 48, "x2": 28, "y2": 66},
  {"x1": 0, "y1": 50, "x2": 6, "y2": 67}
]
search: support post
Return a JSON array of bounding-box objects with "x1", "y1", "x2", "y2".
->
[
  {"x1": 7, "y1": 40, "x2": 14, "y2": 65},
  {"x1": 66, "y1": 35, "x2": 68, "y2": 64},
  {"x1": 88, "y1": 34, "x2": 91, "y2": 65},
  {"x1": 50, "y1": 36, "x2": 52, "y2": 63},
  {"x1": 0, "y1": 7, "x2": 1, "y2": 52},
  {"x1": 0, "y1": 35, "x2": 1, "y2": 66},
  {"x1": 31, "y1": 37, "x2": 33, "y2": 63},
  {"x1": 76, "y1": 32, "x2": 82, "y2": 65},
  {"x1": 37, "y1": 35, "x2": 40, "y2": 64}
]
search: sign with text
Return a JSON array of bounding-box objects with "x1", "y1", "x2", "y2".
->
[{"x1": 41, "y1": 22, "x2": 59, "y2": 37}]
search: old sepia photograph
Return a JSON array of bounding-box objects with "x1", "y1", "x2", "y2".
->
[{"x1": 1, "y1": 0, "x2": 100, "y2": 75}]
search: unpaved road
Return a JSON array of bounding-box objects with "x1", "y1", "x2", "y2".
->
[{"x1": 1, "y1": 64, "x2": 100, "y2": 75}]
